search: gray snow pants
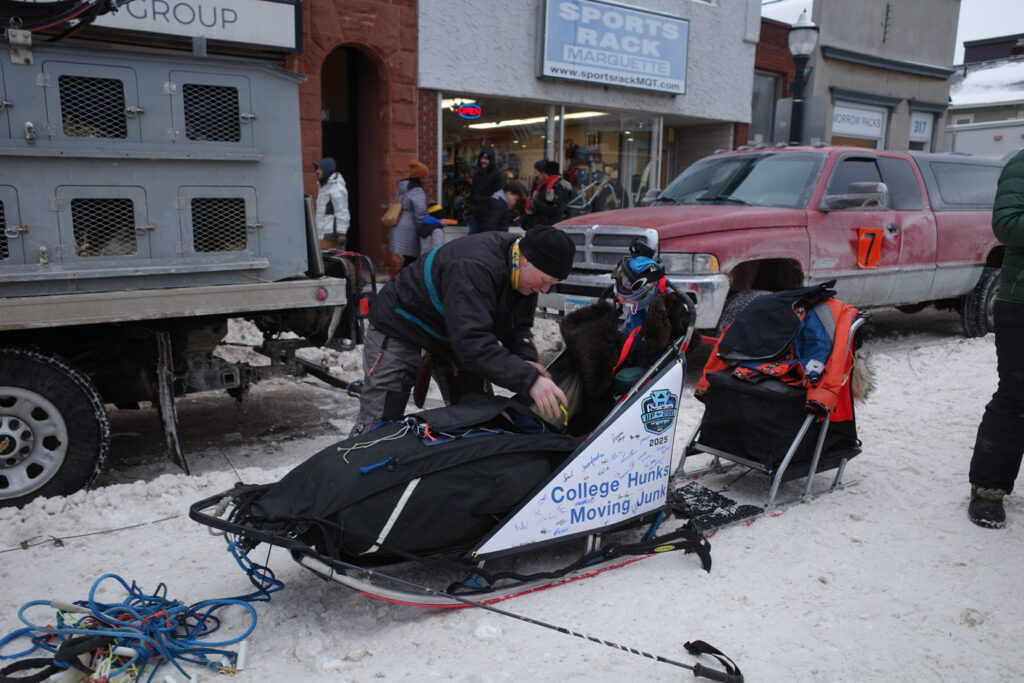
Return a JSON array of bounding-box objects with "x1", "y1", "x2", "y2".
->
[{"x1": 350, "y1": 324, "x2": 492, "y2": 437}]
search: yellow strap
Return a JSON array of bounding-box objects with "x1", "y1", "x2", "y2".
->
[{"x1": 510, "y1": 238, "x2": 522, "y2": 291}]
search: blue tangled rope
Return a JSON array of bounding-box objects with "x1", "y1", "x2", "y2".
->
[{"x1": 0, "y1": 544, "x2": 284, "y2": 681}]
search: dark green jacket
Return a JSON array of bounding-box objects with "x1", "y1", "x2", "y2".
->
[{"x1": 993, "y1": 150, "x2": 1024, "y2": 304}]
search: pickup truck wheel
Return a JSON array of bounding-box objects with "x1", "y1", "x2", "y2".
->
[
  {"x1": 960, "y1": 267, "x2": 1000, "y2": 338},
  {"x1": 716, "y1": 290, "x2": 772, "y2": 336},
  {"x1": 0, "y1": 348, "x2": 109, "y2": 507}
]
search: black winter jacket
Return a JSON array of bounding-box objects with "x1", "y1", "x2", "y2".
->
[
  {"x1": 481, "y1": 189, "x2": 512, "y2": 232},
  {"x1": 368, "y1": 232, "x2": 540, "y2": 395},
  {"x1": 469, "y1": 148, "x2": 506, "y2": 219},
  {"x1": 530, "y1": 176, "x2": 573, "y2": 226}
]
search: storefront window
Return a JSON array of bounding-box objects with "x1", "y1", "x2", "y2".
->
[
  {"x1": 560, "y1": 108, "x2": 655, "y2": 213},
  {"x1": 440, "y1": 96, "x2": 657, "y2": 224},
  {"x1": 750, "y1": 72, "x2": 781, "y2": 144}
]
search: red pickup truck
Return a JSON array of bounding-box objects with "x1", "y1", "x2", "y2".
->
[{"x1": 545, "y1": 146, "x2": 1005, "y2": 337}]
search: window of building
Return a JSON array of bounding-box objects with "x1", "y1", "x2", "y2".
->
[
  {"x1": 439, "y1": 96, "x2": 657, "y2": 222},
  {"x1": 909, "y1": 112, "x2": 934, "y2": 152},
  {"x1": 750, "y1": 72, "x2": 782, "y2": 144},
  {"x1": 831, "y1": 102, "x2": 887, "y2": 149}
]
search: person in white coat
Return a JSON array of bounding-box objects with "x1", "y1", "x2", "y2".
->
[{"x1": 314, "y1": 157, "x2": 350, "y2": 247}]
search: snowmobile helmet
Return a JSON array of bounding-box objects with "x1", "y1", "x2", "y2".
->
[{"x1": 614, "y1": 256, "x2": 664, "y2": 312}]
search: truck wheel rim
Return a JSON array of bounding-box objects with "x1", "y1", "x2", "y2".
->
[{"x1": 0, "y1": 387, "x2": 69, "y2": 499}]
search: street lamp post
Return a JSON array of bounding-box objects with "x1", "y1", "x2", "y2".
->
[{"x1": 788, "y1": 9, "x2": 819, "y2": 145}]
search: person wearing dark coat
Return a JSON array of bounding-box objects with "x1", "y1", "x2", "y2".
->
[
  {"x1": 468, "y1": 147, "x2": 505, "y2": 234},
  {"x1": 351, "y1": 226, "x2": 576, "y2": 437},
  {"x1": 521, "y1": 160, "x2": 548, "y2": 231},
  {"x1": 526, "y1": 161, "x2": 573, "y2": 229},
  {"x1": 481, "y1": 181, "x2": 526, "y2": 232},
  {"x1": 967, "y1": 148, "x2": 1024, "y2": 528}
]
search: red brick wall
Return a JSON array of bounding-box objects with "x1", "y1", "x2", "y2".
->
[
  {"x1": 733, "y1": 18, "x2": 797, "y2": 150},
  {"x1": 286, "y1": 0, "x2": 419, "y2": 270},
  {"x1": 418, "y1": 89, "x2": 440, "y2": 203},
  {"x1": 758, "y1": 18, "x2": 797, "y2": 92}
]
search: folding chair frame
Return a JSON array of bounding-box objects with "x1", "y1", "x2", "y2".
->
[{"x1": 675, "y1": 312, "x2": 869, "y2": 510}]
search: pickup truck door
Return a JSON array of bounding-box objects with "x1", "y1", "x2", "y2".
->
[
  {"x1": 807, "y1": 154, "x2": 902, "y2": 306},
  {"x1": 878, "y1": 156, "x2": 937, "y2": 304}
]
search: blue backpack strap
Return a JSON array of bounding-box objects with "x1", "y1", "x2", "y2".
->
[
  {"x1": 424, "y1": 246, "x2": 444, "y2": 316},
  {"x1": 392, "y1": 246, "x2": 449, "y2": 342}
]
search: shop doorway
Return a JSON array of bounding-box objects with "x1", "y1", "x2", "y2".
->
[{"x1": 320, "y1": 47, "x2": 382, "y2": 260}]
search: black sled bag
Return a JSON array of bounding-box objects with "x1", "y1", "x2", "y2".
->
[
  {"x1": 247, "y1": 395, "x2": 582, "y2": 560},
  {"x1": 699, "y1": 371, "x2": 859, "y2": 474}
]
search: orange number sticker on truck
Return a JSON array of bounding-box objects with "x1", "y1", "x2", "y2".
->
[{"x1": 857, "y1": 227, "x2": 884, "y2": 268}]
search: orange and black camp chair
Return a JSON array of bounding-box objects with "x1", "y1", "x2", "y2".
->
[{"x1": 675, "y1": 282, "x2": 870, "y2": 509}]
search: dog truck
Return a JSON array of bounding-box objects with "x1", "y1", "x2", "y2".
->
[{"x1": 0, "y1": 10, "x2": 362, "y2": 506}]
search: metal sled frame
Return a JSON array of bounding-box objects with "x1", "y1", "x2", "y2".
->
[
  {"x1": 674, "y1": 312, "x2": 869, "y2": 511},
  {"x1": 191, "y1": 295, "x2": 709, "y2": 606}
]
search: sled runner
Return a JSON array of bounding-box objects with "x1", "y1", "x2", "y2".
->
[
  {"x1": 673, "y1": 283, "x2": 870, "y2": 531},
  {"x1": 191, "y1": 280, "x2": 713, "y2": 607}
]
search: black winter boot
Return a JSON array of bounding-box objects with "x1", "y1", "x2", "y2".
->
[{"x1": 969, "y1": 486, "x2": 1007, "y2": 529}]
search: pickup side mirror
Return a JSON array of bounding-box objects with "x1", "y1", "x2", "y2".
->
[
  {"x1": 820, "y1": 181, "x2": 889, "y2": 211},
  {"x1": 639, "y1": 189, "x2": 661, "y2": 206}
]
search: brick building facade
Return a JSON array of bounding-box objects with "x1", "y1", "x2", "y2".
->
[
  {"x1": 733, "y1": 18, "x2": 796, "y2": 150},
  {"x1": 287, "y1": 0, "x2": 421, "y2": 270}
]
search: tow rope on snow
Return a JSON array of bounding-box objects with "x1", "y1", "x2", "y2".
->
[{"x1": 0, "y1": 546, "x2": 281, "y2": 682}]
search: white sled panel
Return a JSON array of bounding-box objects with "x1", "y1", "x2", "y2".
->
[{"x1": 474, "y1": 360, "x2": 684, "y2": 557}]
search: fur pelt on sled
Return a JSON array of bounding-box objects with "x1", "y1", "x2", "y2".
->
[
  {"x1": 559, "y1": 292, "x2": 691, "y2": 397},
  {"x1": 851, "y1": 352, "x2": 875, "y2": 403}
]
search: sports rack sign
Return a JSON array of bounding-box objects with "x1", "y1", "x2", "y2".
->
[
  {"x1": 539, "y1": 0, "x2": 689, "y2": 95},
  {"x1": 91, "y1": 0, "x2": 300, "y2": 52}
]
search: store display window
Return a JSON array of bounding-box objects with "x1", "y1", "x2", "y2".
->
[{"x1": 440, "y1": 95, "x2": 656, "y2": 224}]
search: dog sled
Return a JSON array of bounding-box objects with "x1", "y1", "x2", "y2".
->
[
  {"x1": 191, "y1": 252, "x2": 718, "y2": 607},
  {"x1": 191, "y1": 268, "x2": 868, "y2": 609}
]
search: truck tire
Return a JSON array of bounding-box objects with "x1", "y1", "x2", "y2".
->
[
  {"x1": 0, "y1": 348, "x2": 109, "y2": 507},
  {"x1": 960, "y1": 267, "x2": 1000, "y2": 338},
  {"x1": 716, "y1": 290, "x2": 771, "y2": 336}
]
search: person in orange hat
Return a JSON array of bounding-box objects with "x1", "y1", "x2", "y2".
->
[{"x1": 390, "y1": 159, "x2": 433, "y2": 269}]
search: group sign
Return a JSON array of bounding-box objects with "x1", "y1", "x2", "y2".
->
[{"x1": 540, "y1": 0, "x2": 689, "y2": 95}]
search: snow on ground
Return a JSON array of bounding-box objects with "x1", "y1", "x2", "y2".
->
[{"x1": 1, "y1": 311, "x2": 1021, "y2": 682}]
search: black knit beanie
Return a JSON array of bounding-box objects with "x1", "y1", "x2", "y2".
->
[
  {"x1": 543, "y1": 161, "x2": 560, "y2": 175},
  {"x1": 534, "y1": 158, "x2": 548, "y2": 172},
  {"x1": 520, "y1": 225, "x2": 575, "y2": 280}
]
